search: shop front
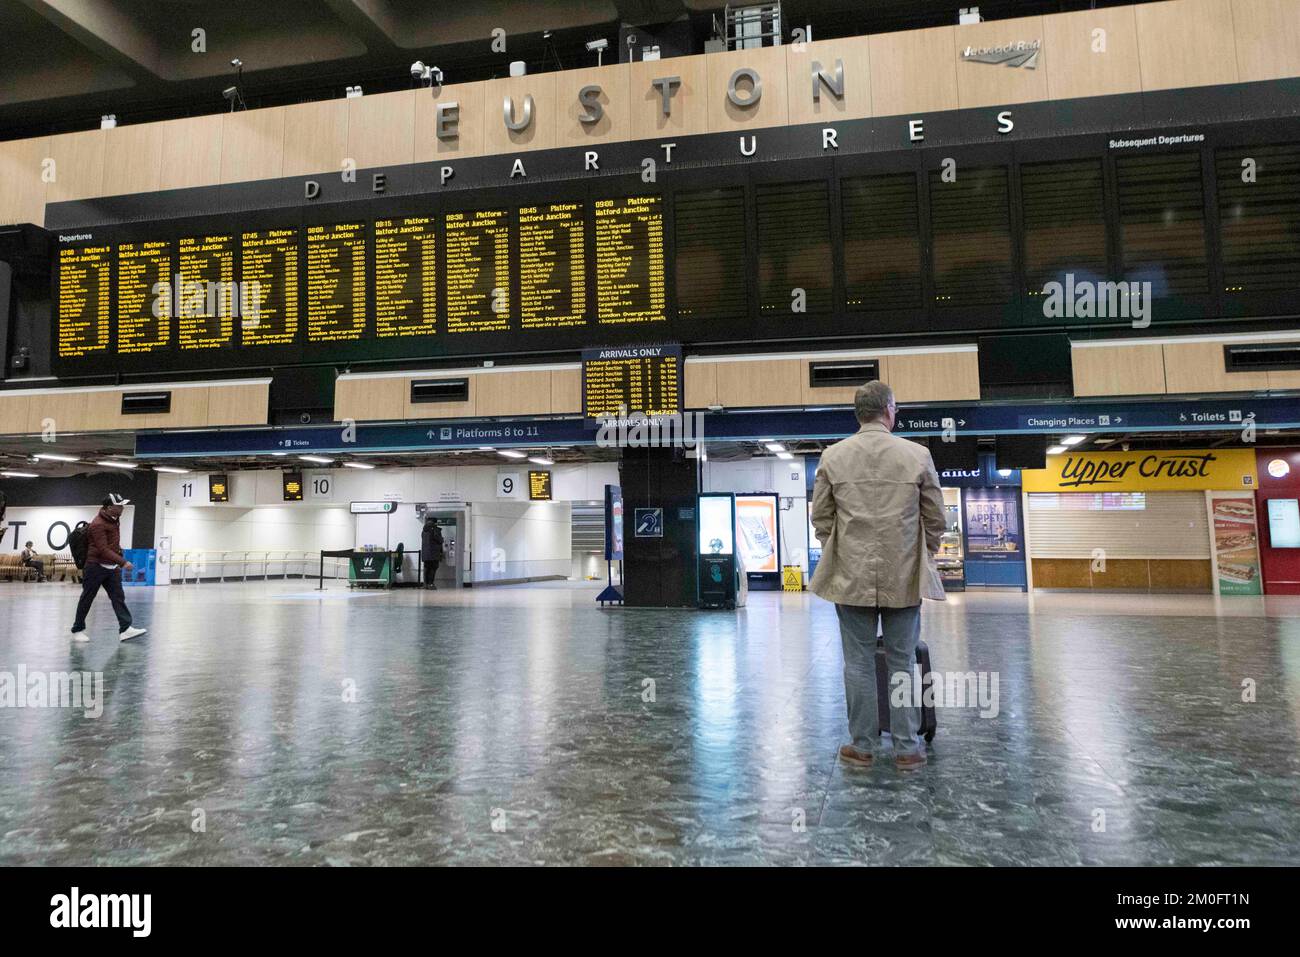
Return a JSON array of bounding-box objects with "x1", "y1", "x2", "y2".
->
[
  {"x1": 937, "y1": 455, "x2": 1026, "y2": 591},
  {"x1": 1253, "y1": 448, "x2": 1300, "y2": 595},
  {"x1": 1021, "y1": 449, "x2": 1260, "y2": 594}
]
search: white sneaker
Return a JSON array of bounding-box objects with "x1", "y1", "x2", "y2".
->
[
  {"x1": 71, "y1": 631, "x2": 89, "y2": 643},
  {"x1": 119, "y1": 626, "x2": 147, "y2": 642}
]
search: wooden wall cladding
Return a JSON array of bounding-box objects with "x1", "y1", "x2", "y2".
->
[
  {"x1": 0, "y1": 136, "x2": 49, "y2": 226},
  {"x1": 1029, "y1": 556, "x2": 1212, "y2": 591},
  {"x1": 1135, "y1": 0, "x2": 1240, "y2": 91},
  {"x1": 888, "y1": 351, "x2": 980, "y2": 403},
  {"x1": 1043, "y1": 6, "x2": 1143, "y2": 100},
  {"x1": 1233, "y1": 0, "x2": 1300, "y2": 83},
  {"x1": 1072, "y1": 343, "x2": 1167, "y2": 396},
  {"x1": 3, "y1": 382, "x2": 266, "y2": 434},
  {"x1": 5, "y1": 0, "x2": 1300, "y2": 228},
  {"x1": 714, "y1": 358, "x2": 803, "y2": 408}
]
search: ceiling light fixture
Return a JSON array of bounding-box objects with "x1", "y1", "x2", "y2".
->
[
  {"x1": 498, "y1": 450, "x2": 527, "y2": 459},
  {"x1": 1047, "y1": 445, "x2": 1067, "y2": 455},
  {"x1": 97, "y1": 460, "x2": 137, "y2": 470},
  {"x1": 528, "y1": 456, "x2": 554, "y2": 466},
  {"x1": 152, "y1": 466, "x2": 191, "y2": 474},
  {"x1": 764, "y1": 442, "x2": 786, "y2": 453},
  {"x1": 0, "y1": 471, "x2": 38, "y2": 478},
  {"x1": 299, "y1": 455, "x2": 334, "y2": 464},
  {"x1": 343, "y1": 462, "x2": 375, "y2": 469},
  {"x1": 33, "y1": 453, "x2": 79, "y2": 462},
  {"x1": 1061, "y1": 435, "x2": 1087, "y2": 446}
]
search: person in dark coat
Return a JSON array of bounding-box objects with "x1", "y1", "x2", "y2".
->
[
  {"x1": 420, "y1": 518, "x2": 445, "y2": 589},
  {"x1": 72, "y1": 493, "x2": 147, "y2": 641}
]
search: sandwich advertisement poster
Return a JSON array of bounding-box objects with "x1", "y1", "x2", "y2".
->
[{"x1": 1211, "y1": 493, "x2": 1262, "y2": 596}]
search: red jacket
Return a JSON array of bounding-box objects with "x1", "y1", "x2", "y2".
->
[{"x1": 86, "y1": 509, "x2": 127, "y2": 566}]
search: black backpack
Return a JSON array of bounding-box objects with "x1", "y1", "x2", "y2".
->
[{"x1": 68, "y1": 522, "x2": 90, "y2": 570}]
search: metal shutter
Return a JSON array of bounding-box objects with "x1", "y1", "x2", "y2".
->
[{"x1": 1026, "y1": 491, "x2": 1209, "y2": 558}]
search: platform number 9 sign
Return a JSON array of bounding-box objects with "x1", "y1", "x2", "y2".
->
[{"x1": 497, "y1": 472, "x2": 523, "y2": 500}]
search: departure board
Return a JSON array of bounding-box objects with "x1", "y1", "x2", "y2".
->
[
  {"x1": 528, "y1": 470, "x2": 553, "y2": 501},
  {"x1": 374, "y1": 217, "x2": 437, "y2": 338},
  {"x1": 240, "y1": 229, "x2": 300, "y2": 347},
  {"x1": 594, "y1": 196, "x2": 667, "y2": 324},
  {"x1": 581, "y1": 345, "x2": 682, "y2": 419},
  {"x1": 306, "y1": 222, "x2": 367, "y2": 342},
  {"x1": 177, "y1": 234, "x2": 235, "y2": 350},
  {"x1": 519, "y1": 203, "x2": 586, "y2": 328},
  {"x1": 117, "y1": 241, "x2": 172, "y2": 354},
  {"x1": 56, "y1": 245, "x2": 111, "y2": 358},
  {"x1": 445, "y1": 209, "x2": 510, "y2": 333}
]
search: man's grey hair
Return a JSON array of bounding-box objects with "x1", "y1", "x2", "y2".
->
[{"x1": 854, "y1": 380, "x2": 895, "y2": 424}]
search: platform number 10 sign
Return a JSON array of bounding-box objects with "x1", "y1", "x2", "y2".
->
[{"x1": 305, "y1": 472, "x2": 334, "y2": 502}]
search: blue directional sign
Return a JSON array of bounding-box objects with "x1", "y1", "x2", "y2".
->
[{"x1": 135, "y1": 396, "x2": 1300, "y2": 458}]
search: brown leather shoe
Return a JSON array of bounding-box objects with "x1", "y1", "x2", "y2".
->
[
  {"x1": 895, "y1": 751, "x2": 928, "y2": 771},
  {"x1": 838, "y1": 745, "x2": 874, "y2": 767}
]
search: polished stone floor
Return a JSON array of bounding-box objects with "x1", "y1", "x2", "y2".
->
[{"x1": 1, "y1": 579, "x2": 1298, "y2": 866}]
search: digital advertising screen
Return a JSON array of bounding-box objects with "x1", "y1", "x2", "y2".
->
[
  {"x1": 698, "y1": 494, "x2": 735, "y2": 558},
  {"x1": 963, "y1": 487, "x2": 1024, "y2": 560},
  {"x1": 1267, "y1": 498, "x2": 1300, "y2": 548},
  {"x1": 735, "y1": 494, "x2": 780, "y2": 574},
  {"x1": 208, "y1": 474, "x2": 229, "y2": 503}
]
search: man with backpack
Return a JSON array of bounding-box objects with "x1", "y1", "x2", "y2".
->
[{"x1": 70, "y1": 493, "x2": 147, "y2": 642}]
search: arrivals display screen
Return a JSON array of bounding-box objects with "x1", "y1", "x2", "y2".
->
[{"x1": 581, "y1": 345, "x2": 682, "y2": 419}]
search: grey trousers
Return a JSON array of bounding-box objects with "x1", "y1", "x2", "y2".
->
[{"x1": 835, "y1": 603, "x2": 922, "y2": 755}]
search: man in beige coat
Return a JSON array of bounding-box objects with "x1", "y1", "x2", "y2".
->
[{"x1": 810, "y1": 380, "x2": 946, "y2": 770}]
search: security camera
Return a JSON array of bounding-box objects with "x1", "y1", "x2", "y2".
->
[
  {"x1": 222, "y1": 86, "x2": 238, "y2": 100},
  {"x1": 410, "y1": 60, "x2": 426, "y2": 78},
  {"x1": 230, "y1": 58, "x2": 242, "y2": 69},
  {"x1": 585, "y1": 38, "x2": 608, "y2": 52}
]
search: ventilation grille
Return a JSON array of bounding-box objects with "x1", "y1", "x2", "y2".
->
[
  {"x1": 808, "y1": 360, "x2": 879, "y2": 389},
  {"x1": 842, "y1": 173, "x2": 922, "y2": 311},
  {"x1": 121, "y1": 391, "x2": 171, "y2": 415},
  {"x1": 571, "y1": 503, "x2": 606, "y2": 551},
  {"x1": 1116, "y1": 152, "x2": 1209, "y2": 296},
  {"x1": 1225, "y1": 343, "x2": 1300, "y2": 371},
  {"x1": 410, "y1": 378, "x2": 469, "y2": 404},
  {"x1": 929, "y1": 166, "x2": 1014, "y2": 306}
]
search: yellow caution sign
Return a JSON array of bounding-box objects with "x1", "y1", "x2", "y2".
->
[{"x1": 782, "y1": 566, "x2": 803, "y2": 592}]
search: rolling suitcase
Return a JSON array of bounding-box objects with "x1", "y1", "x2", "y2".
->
[{"x1": 876, "y1": 637, "x2": 937, "y2": 743}]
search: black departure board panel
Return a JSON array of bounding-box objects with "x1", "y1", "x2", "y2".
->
[
  {"x1": 177, "y1": 234, "x2": 235, "y2": 350},
  {"x1": 581, "y1": 345, "x2": 682, "y2": 419},
  {"x1": 374, "y1": 216, "x2": 437, "y2": 338},
  {"x1": 306, "y1": 222, "x2": 367, "y2": 342},
  {"x1": 594, "y1": 196, "x2": 666, "y2": 324},
  {"x1": 757, "y1": 181, "x2": 832, "y2": 315},
  {"x1": 842, "y1": 173, "x2": 922, "y2": 311},
  {"x1": 445, "y1": 209, "x2": 510, "y2": 333},
  {"x1": 56, "y1": 245, "x2": 111, "y2": 358},
  {"x1": 519, "y1": 203, "x2": 586, "y2": 328},
  {"x1": 675, "y1": 188, "x2": 747, "y2": 321},
  {"x1": 117, "y1": 240, "x2": 172, "y2": 355},
  {"x1": 241, "y1": 229, "x2": 300, "y2": 347}
]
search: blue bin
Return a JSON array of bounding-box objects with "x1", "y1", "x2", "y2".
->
[{"x1": 122, "y1": 548, "x2": 157, "y2": 586}]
